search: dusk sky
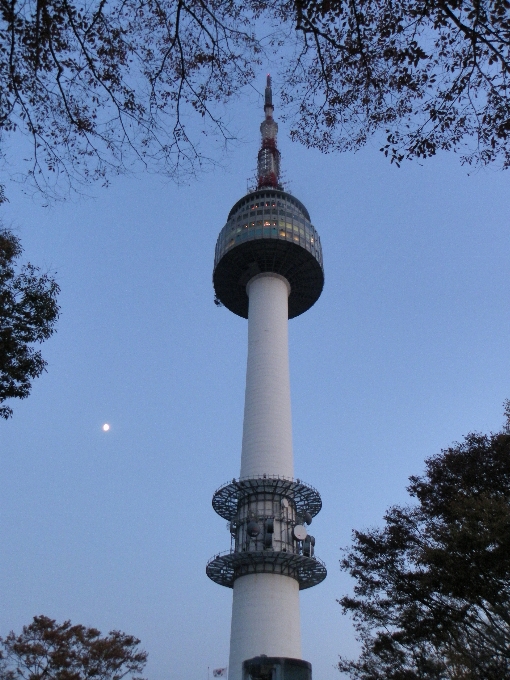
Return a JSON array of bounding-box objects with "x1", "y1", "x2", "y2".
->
[{"x1": 1, "y1": 73, "x2": 509, "y2": 680}]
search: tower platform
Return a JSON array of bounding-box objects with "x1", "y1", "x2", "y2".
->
[
  {"x1": 212, "y1": 475, "x2": 322, "y2": 522},
  {"x1": 206, "y1": 550, "x2": 327, "y2": 590}
]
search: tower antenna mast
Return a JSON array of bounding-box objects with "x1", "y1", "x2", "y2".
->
[{"x1": 257, "y1": 75, "x2": 282, "y2": 190}]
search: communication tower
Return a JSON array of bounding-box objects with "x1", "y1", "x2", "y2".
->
[{"x1": 207, "y1": 76, "x2": 326, "y2": 680}]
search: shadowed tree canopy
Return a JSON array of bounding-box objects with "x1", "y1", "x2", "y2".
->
[
  {"x1": 338, "y1": 401, "x2": 510, "y2": 679},
  {"x1": 0, "y1": 228, "x2": 59, "y2": 419},
  {"x1": 0, "y1": 616, "x2": 147, "y2": 680},
  {"x1": 0, "y1": 0, "x2": 509, "y2": 197},
  {"x1": 288, "y1": 0, "x2": 510, "y2": 168}
]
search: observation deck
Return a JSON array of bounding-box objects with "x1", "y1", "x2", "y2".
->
[{"x1": 213, "y1": 188, "x2": 324, "y2": 319}]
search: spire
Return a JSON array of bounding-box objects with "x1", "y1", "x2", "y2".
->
[
  {"x1": 257, "y1": 74, "x2": 281, "y2": 189},
  {"x1": 264, "y1": 74, "x2": 274, "y2": 111}
]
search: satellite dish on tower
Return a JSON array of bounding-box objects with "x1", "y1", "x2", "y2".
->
[{"x1": 292, "y1": 525, "x2": 307, "y2": 541}]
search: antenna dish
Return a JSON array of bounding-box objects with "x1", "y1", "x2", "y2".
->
[{"x1": 293, "y1": 525, "x2": 307, "y2": 541}]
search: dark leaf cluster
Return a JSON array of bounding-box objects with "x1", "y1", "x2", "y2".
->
[
  {"x1": 2, "y1": 0, "x2": 510, "y2": 194},
  {"x1": 0, "y1": 228, "x2": 59, "y2": 418},
  {"x1": 284, "y1": 0, "x2": 510, "y2": 167},
  {"x1": 0, "y1": 0, "x2": 263, "y2": 196},
  {"x1": 338, "y1": 402, "x2": 510, "y2": 679},
  {"x1": 0, "y1": 616, "x2": 147, "y2": 680}
]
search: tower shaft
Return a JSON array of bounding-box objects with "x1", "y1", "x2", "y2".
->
[
  {"x1": 228, "y1": 272, "x2": 299, "y2": 680},
  {"x1": 229, "y1": 574, "x2": 301, "y2": 680},
  {"x1": 241, "y1": 273, "x2": 293, "y2": 479}
]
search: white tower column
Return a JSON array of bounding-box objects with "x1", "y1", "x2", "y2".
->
[
  {"x1": 228, "y1": 272, "x2": 300, "y2": 680},
  {"x1": 228, "y1": 574, "x2": 301, "y2": 680},
  {"x1": 240, "y1": 273, "x2": 293, "y2": 479}
]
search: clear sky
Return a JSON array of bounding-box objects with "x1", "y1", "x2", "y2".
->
[{"x1": 1, "y1": 75, "x2": 509, "y2": 680}]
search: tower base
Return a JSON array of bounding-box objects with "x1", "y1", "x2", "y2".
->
[{"x1": 243, "y1": 656, "x2": 312, "y2": 680}]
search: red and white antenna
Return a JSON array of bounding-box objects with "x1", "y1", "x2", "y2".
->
[{"x1": 257, "y1": 75, "x2": 281, "y2": 189}]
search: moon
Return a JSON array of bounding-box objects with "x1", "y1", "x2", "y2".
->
[{"x1": 102, "y1": 423, "x2": 110, "y2": 432}]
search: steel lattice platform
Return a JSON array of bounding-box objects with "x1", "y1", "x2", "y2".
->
[
  {"x1": 212, "y1": 475, "x2": 322, "y2": 521},
  {"x1": 206, "y1": 550, "x2": 327, "y2": 590}
]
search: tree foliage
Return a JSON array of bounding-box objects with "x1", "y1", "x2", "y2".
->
[
  {"x1": 0, "y1": 228, "x2": 59, "y2": 419},
  {"x1": 338, "y1": 403, "x2": 510, "y2": 679},
  {"x1": 0, "y1": 0, "x2": 261, "y2": 196},
  {"x1": 287, "y1": 0, "x2": 510, "y2": 168},
  {"x1": 0, "y1": 616, "x2": 147, "y2": 680},
  {"x1": 0, "y1": 0, "x2": 509, "y2": 196}
]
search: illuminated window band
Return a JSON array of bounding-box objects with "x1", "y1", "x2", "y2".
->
[{"x1": 214, "y1": 189, "x2": 323, "y2": 270}]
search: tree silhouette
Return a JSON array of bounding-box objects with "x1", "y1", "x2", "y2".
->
[
  {"x1": 0, "y1": 229, "x2": 59, "y2": 419},
  {"x1": 339, "y1": 402, "x2": 510, "y2": 679},
  {"x1": 0, "y1": 616, "x2": 147, "y2": 680},
  {"x1": 0, "y1": 0, "x2": 509, "y2": 198}
]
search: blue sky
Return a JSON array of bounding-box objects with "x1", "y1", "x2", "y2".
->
[{"x1": 1, "y1": 76, "x2": 509, "y2": 680}]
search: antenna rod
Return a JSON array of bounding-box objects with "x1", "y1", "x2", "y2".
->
[{"x1": 257, "y1": 74, "x2": 281, "y2": 189}]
